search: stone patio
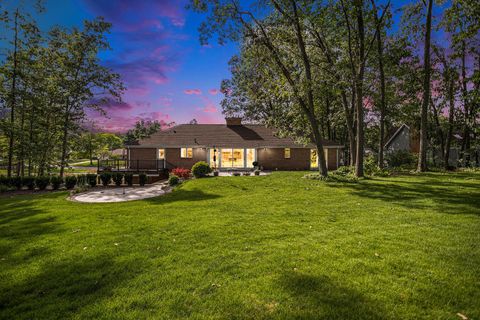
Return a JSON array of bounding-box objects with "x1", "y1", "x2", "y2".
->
[{"x1": 70, "y1": 182, "x2": 170, "y2": 203}]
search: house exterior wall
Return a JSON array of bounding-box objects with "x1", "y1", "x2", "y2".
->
[
  {"x1": 165, "y1": 147, "x2": 207, "y2": 169},
  {"x1": 257, "y1": 148, "x2": 310, "y2": 170}
]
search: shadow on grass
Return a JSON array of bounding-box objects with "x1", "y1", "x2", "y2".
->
[
  {"x1": 0, "y1": 197, "x2": 62, "y2": 264},
  {"x1": 327, "y1": 174, "x2": 480, "y2": 215},
  {"x1": 144, "y1": 187, "x2": 221, "y2": 205},
  {"x1": 0, "y1": 255, "x2": 144, "y2": 319},
  {"x1": 278, "y1": 272, "x2": 386, "y2": 319}
]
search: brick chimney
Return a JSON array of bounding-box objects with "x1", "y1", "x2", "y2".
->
[{"x1": 225, "y1": 117, "x2": 242, "y2": 126}]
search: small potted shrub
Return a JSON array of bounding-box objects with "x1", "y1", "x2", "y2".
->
[
  {"x1": 112, "y1": 172, "x2": 123, "y2": 186},
  {"x1": 35, "y1": 176, "x2": 50, "y2": 190},
  {"x1": 22, "y1": 176, "x2": 35, "y2": 190},
  {"x1": 168, "y1": 174, "x2": 179, "y2": 186},
  {"x1": 243, "y1": 172, "x2": 251, "y2": 176},
  {"x1": 252, "y1": 161, "x2": 259, "y2": 169},
  {"x1": 100, "y1": 172, "x2": 112, "y2": 186},
  {"x1": 232, "y1": 172, "x2": 241, "y2": 176},
  {"x1": 50, "y1": 176, "x2": 63, "y2": 190},
  {"x1": 192, "y1": 161, "x2": 212, "y2": 178},
  {"x1": 213, "y1": 171, "x2": 219, "y2": 177},
  {"x1": 86, "y1": 174, "x2": 97, "y2": 187},
  {"x1": 254, "y1": 169, "x2": 260, "y2": 176},
  {"x1": 65, "y1": 176, "x2": 77, "y2": 189},
  {"x1": 124, "y1": 173, "x2": 133, "y2": 186},
  {"x1": 139, "y1": 173, "x2": 147, "y2": 186}
]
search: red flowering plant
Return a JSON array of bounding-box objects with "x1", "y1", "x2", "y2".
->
[{"x1": 171, "y1": 168, "x2": 191, "y2": 179}]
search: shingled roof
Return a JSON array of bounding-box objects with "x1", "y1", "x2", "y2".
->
[{"x1": 129, "y1": 124, "x2": 343, "y2": 149}]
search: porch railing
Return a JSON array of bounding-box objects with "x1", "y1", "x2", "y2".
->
[{"x1": 98, "y1": 159, "x2": 165, "y2": 173}]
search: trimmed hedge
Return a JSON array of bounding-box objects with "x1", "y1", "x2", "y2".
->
[
  {"x1": 35, "y1": 176, "x2": 50, "y2": 190},
  {"x1": 22, "y1": 176, "x2": 36, "y2": 190},
  {"x1": 139, "y1": 173, "x2": 147, "y2": 186},
  {"x1": 65, "y1": 176, "x2": 77, "y2": 189},
  {"x1": 112, "y1": 173, "x2": 123, "y2": 186},
  {"x1": 168, "y1": 175, "x2": 179, "y2": 186},
  {"x1": 51, "y1": 176, "x2": 63, "y2": 190},
  {"x1": 100, "y1": 172, "x2": 112, "y2": 186},
  {"x1": 86, "y1": 174, "x2": 97, "y2": 187},
  {"x1": 124, "y1": 173, "x2": 133, "y2": 186}
]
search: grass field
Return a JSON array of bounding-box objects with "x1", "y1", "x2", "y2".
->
[{"x1": 0, "y1": 172, "x2": 479, "y2": 319}]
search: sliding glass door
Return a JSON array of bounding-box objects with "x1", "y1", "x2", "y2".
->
[{"x1": 209, "y1": 148, "x2": 256, "y2": 169}]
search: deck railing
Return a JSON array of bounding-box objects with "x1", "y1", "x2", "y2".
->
[{"x1": 98, "y1": 159, "x2": 165, "y2": 173}]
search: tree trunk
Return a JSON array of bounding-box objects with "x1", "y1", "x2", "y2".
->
[
  {"x1": 59, "y1": 107, "x2": 70, "y2": 178},
  {"x1": 371, "y1": 0, "x2": 387, "y2": 169},
  {"x1": 444, "y1": 76, "x2": 455, "y2": 169},
  {"x1": 354, "y1": 0, "x2": 365, "y2": 178},
  {"x1": 417, "y1": 0, "x2": 433, "y2": 172},
  {"x1": 460, "y1": 41, "x2": 470, "y2": 166},
  {"x1": 7, "y1": 9, "x2": 19, "y2": 178}
]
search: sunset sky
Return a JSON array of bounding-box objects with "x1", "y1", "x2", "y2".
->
[{"x1": 34, "y1": 0, "x2": 237, "y2": 132}]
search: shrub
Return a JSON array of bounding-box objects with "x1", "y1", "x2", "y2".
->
[
  {"x1": 51, "y1": 176, "x2": 63, "y2": 190},
  {"x1": 35, "y1": 176, "x2": 50, "y2": 190},
  {"x1": 171, "y1": 168, "x2": 191, "y2": 179},
  {"x1": 100, "y1": 172, "x2": 112, "y2": 186},
  {"x1": 168, "y1": 175, "x2": 180, "y2": 186},
  {"x1": 335, "y1": 166, "x2": 355, "y2": 176},
  {"x1": 252, "y1": 161, "x2": 259, "y2": 167},
  {"x1": 86, "y1": 174, "x2": 97, "y2": 187},
  {"x1": 65, "y1": 176, "x2": 77, "y2": 189},
  {"x1": 304, "y1": 172, "x2": 358, "y2": 183},
  {"x1": 139, "y1": 173, "x2": 147, "y2": 186},
  {"x1": 11, "y1": 176, "x2": 23, "y2": 190},
  {"x1": 386, "y1": 150, "x2": 416, "y2": 168},
  {"x1": 191, "y1": 161, "x2": 212, "y2": 178},
  {"x1": 112, "y1": 172, "x2": 124, "y2": 186},
  {"x1": 0, "y1": 185, "x2": 11, "y2": 193},
  {"x1": 232, "y1": 172, "x2": 241, "y2": 176},
  {"x1": 0, "y1": 175, "x2": 9, "y2": 187},
  {"x1": 124, "y1": 173, "x2": 133, "y2": 186},
  {"x1": 243, "y1": 172, "x2": 251, "y2": 176},
  {"x1": 22, "y1": 176, "x2": 36, "y2": 190}
]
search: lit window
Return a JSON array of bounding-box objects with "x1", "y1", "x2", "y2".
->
[
  {"x1": 284, "y1": 148, "x2": 291, "y2": 159},
  {"x1": 246, "y1": 149, "x2": 255, "y2": 167},
  {"x1": 158, "y1": 149, "x2": 165, "y2": 159},
  {"x1": 181, "y1": 148, "x2": 193, "y2": 158}
]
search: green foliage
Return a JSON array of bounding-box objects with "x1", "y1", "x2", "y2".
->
[
  {"x1": 86, "y1": 174, "x2": 97, "y2": 187},
  {"x1": 335, "y1": 166, "x2": 355, "y2": 176},
  {"x1": 112, "y1": 173, "x2": 123, "y2": 186},
  {"x1": 65, "y1": 176, "x2": 77, "y2": 189},
  {"x1": 35, "y1": 176, "x2": 50, "y2": 190},
  {"x1": 124, "y1": 173, "x2": 133, "y2": 186},
  {"x1": 11, "y1": 176, "x2": 23, "y2": 190},
  {"x1": 191, "y1": 161, "x2": 212, "y2": 178},
  {"x1": 22, "y1": 177, "x2": 36, "y2": 190},
  {"x1": 139, "y1": 173, "x2": 147, "y2": 186},
  {"x1": 304, "y1": 172, "x2": 359, "y2": 183},
  {"x1": 168, "y1": 175, "x2": 179, "y2": 186},
  {"x1": 123, "y1": 120, "x2": 164, "y2": 145},
  {"x1": 386, "y1": 150, "x2": 417, "y2": 168},
  {"x1": 100, "y1": 172, "x2": 112, "y2": 186},
  {"x1": 50, "y1": 176, "x2": 63, "y2": 190}
]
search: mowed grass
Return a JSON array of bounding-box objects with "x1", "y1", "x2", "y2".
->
[{"x1": 0, "y1": 172, "x2": 479, "y2": 319}]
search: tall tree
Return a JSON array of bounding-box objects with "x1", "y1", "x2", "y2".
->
[{"x1": 417, "y1": 0, "x2": 433, "y2": 172}]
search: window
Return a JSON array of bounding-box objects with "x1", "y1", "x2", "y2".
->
[
  {"x1": 181, "y1": 148, "x2": 193, "y2": 158},
  {"x1": 284, "y1": 148, "x2": 291, "y2": 159},
  {"x1": 158, "y1": 149, "x2": 165, "y2": 159}
]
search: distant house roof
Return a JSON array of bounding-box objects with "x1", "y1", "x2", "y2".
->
[
  {"x1": 384, "y1": 124, "x2": 410, "y2": 149},
  {"x1": 128, "y1": 123, "x2": 343, "y2": 149}
]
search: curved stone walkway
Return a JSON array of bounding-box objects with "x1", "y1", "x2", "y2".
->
[{"x1": 70, "y1": 183, "x2": 170, "y2": 203}]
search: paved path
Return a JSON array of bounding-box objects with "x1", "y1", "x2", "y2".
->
[{"x1": 70, "y1": 183, "x2": 169, "y2": 203}]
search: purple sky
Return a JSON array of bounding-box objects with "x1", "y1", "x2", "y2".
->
[{"x1": 35, "y1": 0, "x2": 237, "y2": 132}]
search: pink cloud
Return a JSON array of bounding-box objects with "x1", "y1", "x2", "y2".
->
[
  {"x1": 184, "y1": 89, "x2": 202, "y2": 95},
  {"x1": 209, "y1": 89, "x2": 219, "y2": 95},
  {"x1": 199, "y1": 96, "x2": 218, "y2": 113}
]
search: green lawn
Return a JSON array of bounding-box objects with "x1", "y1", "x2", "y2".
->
[{"x1": 0, "y1": 172, "x2": 479, "y2": 319}]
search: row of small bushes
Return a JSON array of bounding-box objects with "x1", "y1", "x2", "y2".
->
[{"x1": 0, "y1": 175, "x2": 64, "y2": 191}]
